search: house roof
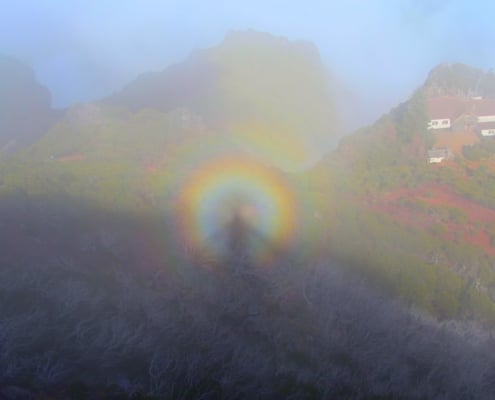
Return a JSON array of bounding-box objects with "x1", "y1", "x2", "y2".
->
[
  {"x1": 427, "y1": 97, "x2": 465, "y2": 120},
  {"x1": 427, "y1": 96, "x2": 495, "y2": 121},
  {"x1": 427, "y1": 148, "x2": 451, "y2": 158},
  {"x1": 469, "y1": 99, "x2": 495, "y2": 117},
  {"x1": 478, "y1": 121, "x2": 495, "y2": 130}
]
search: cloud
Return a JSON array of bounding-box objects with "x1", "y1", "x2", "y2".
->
[{"x1": 1, "y1": 0, "x2": 494, "y2": 125}]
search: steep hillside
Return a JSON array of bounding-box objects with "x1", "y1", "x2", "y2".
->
[
  {"x1": 303, "y1": 63, "x2": 495, "y2": 323},
  {"x1": 3, "y1": 43, "x2": 495, "y2": 398},
  {"x1": 106, "y1": 30, "x2": 338, "y2": 169},
  {"x1": 8, "y1": 58, "x2": 495, "y2": 324},
  {"x1": 16, "y1": 103, "x2": 259, "y2": 212},
  {"x1": 0, "y1": 31, "x2": 342, "y2": 242},
  {"x1": 0, "y1": 55, "x2": 59, "y2": 152}
]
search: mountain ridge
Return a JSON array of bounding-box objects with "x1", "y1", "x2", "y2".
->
[
  {"x1": 103, "y1": 30, "x2": 338, "y2": 170},
  {"x1": 3, "y1": 32, "x2": 495, "y2": 399},
  {"x1": 3, "y1": 36, "x2": 495, "y2": 323},
  {"x1": 0, "y1": 55, "x2": 59, "y2": 152},
  {"x1": 303, "y1": 61, "x2": 495, "y2": 322}
]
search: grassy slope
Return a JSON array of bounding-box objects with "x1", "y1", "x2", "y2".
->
[
  {"x1": 4, "y1": 47, "x2": 495, "y2": 400},
  {"x1": 301, "y1": 90, "x2": 495, "y2": 323}
]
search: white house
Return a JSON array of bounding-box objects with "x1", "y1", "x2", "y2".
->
[
  {"x1": 427, "y1": 148, "x2": 452, "y2": 164},
  {"x1": 481, "y1": 128, "x2": 495, "y2": 137},
  {"x1": 427, "y1": 119, "x2": 451, "y2": 130}
]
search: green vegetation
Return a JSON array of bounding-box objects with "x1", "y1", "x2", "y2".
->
[
  {"x1": 4, "y1": 37, "x2": 495, "y2": 400},
  {"x1": 3, "y1": 50, "x2": 495, "y2": 328},
  {"x1": 305, "y1": 80, "x2": 495, "y2": 324},
  {"x1": 6, "y1": 34, "x2": 495, "y2": 399},
  {"x1": 462, "y1": 137, "x2": 495, "y2": 161},
  {"x1": 300, "y1": 179, "x2": 495, "y2": 323},
  {"x1": 393, "y1": 89, "x2": 431, "y2": 145}
]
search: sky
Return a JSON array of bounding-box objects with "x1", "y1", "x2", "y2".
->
[{"x1": 2, "y1": 0, "x2": 495, "y2": 130}]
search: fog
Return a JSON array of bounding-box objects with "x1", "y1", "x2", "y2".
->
[
  {"x1": 2, "y1": 1, "x2": 495, "y2": 129},
  {"x1": 3, "y1": 1, "x2": 495, "y2": 399}
]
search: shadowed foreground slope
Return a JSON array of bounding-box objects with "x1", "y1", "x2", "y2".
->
[{"x1": 0, "y1": 195, "x2": 495, "y2": 399}]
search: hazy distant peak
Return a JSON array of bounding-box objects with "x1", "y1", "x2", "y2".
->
[
  {"x1": 0, "y1": 54, "x2": 51, "y2": 105},
  {"x1": 105, "y1": 30, "x2": 338, "y2": 170},
  {"x1": 0, "y1": 54, "x2": 36, "y2": 82},
  {"x1": 423, "y1": 62, "x2": 495, "y2": 99},
  {"x1": 223, "y1": 29, "x2": 290, "y2": 44},
  {"x1": 0, "y1": 55, "x2": 56, "y2": 151},
  {"x1": 220, "y1": 29, "x2": 322, "y2": 62},
  {"x1": 223, "y1": 29, "x2": 308, "y2": 53}
]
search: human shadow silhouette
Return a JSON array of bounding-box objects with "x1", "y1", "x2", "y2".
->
[{"x1": 187, "y1": 194, "x2": 284, "y2": 272}]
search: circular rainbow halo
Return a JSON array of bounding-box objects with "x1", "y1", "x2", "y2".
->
[{"x1": 176, "y1": 155, "x2": 297, "y2": 266}]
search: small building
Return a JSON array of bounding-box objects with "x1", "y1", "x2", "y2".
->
[
  {"x1": 427, "y1": 148, "x2": 453, "y2": 164},
  {"x1": 428, "y1": 118, "x2": 451, "y2": 130},
  {"x1": 478, "y1": 121, "x2": 495, "y2": 137}
]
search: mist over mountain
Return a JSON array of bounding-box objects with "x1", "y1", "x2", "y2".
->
[
  {"x1": 3, "y1": 30, "x2": 495, "y2": 398},
  {"x1": 105, "y1": 30, "x2": 338, "y2": 169},
  {"x1": 0, "y1": 55, "x2": 59, "y2": 153}
]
